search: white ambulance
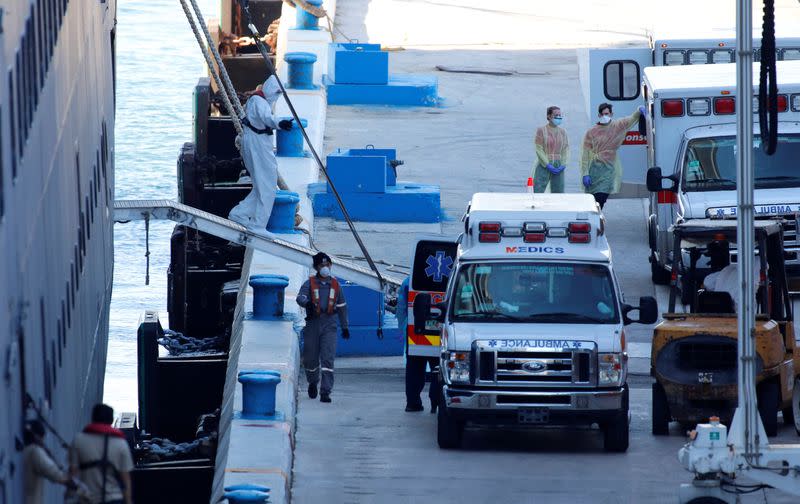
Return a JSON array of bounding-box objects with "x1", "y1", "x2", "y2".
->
[
  {"x1": 412, "y1": 193, "x2": 657, "y2": 452},
  {"x1": 581, "y1": 34, "x2": 800, "y2": 196},
  {"x1": 643, "y1": 61, "x2": 800, "y2": 285}
]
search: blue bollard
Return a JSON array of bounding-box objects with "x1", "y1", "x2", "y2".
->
[
  {"x1": 238, "y1": 373, "x2": 281, "y2": 417},
  {"x1": 266, "y1": 190, "x2": 300, "y2": 232},
  {"x1": 249, "y1": 274, "x2": 290, "y2": 319},
  {"x1": 224, "y1": 484, "x2": 271, "y2": 494},
  {"x1": 276, "y1": 118, "x2": 308, "y2": 157},
  {"x1": 224, "y1": 489, "x2": 269, "y2": 504},
  {"x1": 237, "y1": 370, "x2": 281, "y2": 380},
  {"x1": 294, "y1": 0, "x2": 323, "y2": 30},
  {"x1": 284, "y1": 52, "x2": 318, "y2": 89}
]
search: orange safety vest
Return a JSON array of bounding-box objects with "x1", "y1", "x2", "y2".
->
[{"x1": 309, "y1": 276, "x2": 341, "y2": 316}]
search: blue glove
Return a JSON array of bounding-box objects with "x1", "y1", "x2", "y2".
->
[
  {"x1": 638, "y1": 105, "x2": 647, "y2": 118},
  {"x1": 546, "y1": 163, "x2": 558, "y2": 175},
  {"x1": 554, "y1": 164, "x2": 565, "y2": 174},
  {"x1": 341, "y1": 328, "x2": 350, "y2": 340},
  {"x1": 582, "y1": 175, "x2": 592, "y2": 188}
]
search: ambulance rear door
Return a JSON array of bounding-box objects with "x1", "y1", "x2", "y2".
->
[
  {"x1": 407, "y1": 237, "x2": 458, "y2": 358},
  {"x1": 587, "y1": 47, "x2": 652, "y2": 197}
]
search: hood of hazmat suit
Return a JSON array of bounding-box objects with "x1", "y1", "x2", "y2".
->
[{"x1": 578, "y1": 109, "x2": 641, "y2": 194}]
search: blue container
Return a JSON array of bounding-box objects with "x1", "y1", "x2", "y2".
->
[
  {"x1": 294, "y1": 0, "x2": 323, "y2": 30},
  {"x1": 266, "y1": 190, "x2": 300, "y2": 232},
  {"x1": 249, "y1": 274, "x2": 290, "y2": 319},
  {"x1": 224, "y1": 489, "x2": 269, "y2": 504},
  {"x1": 328, "y1": 43, "x2": 389, "y2": 85},
  {"x1": 224, "y1": 484, "x2": 271, "y2": 494},
  {"x1": 284, "y1": 52, "x2": 318, "y2": 89},
  {"x1": 276, "y1": 118, "x2": 308, "y2": 157},
  {"x1": 238, "y1": 373, "x2": 281, "y2": 417}
]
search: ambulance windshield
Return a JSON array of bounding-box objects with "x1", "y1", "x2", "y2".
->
[
  {"x1": 450, "y1": 262, "x2": 619, "y2": 324},
  {"x1": 683, "y1": 134, "x2": 800, "y2": 191}
]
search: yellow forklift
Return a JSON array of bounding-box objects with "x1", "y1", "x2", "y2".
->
[{"x1": 651, "y1": 219, "x2": 800, "y2": 436}]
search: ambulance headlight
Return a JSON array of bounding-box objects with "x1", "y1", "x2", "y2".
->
[
  {"x1": 598, "y1": 353, "x2": 625, "y2": 386},
  {"x1": 446, "y1": 352, "x2": 470, "y2": 384}
]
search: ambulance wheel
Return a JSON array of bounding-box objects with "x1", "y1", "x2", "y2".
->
[
  {"x1": 792, "y1": 378, "x2": 800, "y2": 435},
  {"x1": 652, "y1": 382, "x2": 670, "y2": 436},
  {"x1": 437, "y1": 406, "x2": 464, "y2": 449},
  {"x1": 757, "y1": 380, "x2": 780, "y2": 437},
  {"x1": 650, "y1": 252, "x2": 671, "y2": 285},
  {"x1": 602, "y1": 411, "x2": 629, "y2": 452}
]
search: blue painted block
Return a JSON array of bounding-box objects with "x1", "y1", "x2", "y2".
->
[
  {"x1": 348, "y1": 148, "x2": 398, "y2": 186},
  {"x1": 326, "y1": 150, "x2": 387, "y2": 193},
  {"x1": 309, "y1": 182, "x2": 442, "y2": 223},
  {"x1": 338, "y1": 279, "x2": 383, "y2": 326},
  {"x1": 323, "y1": 74, "x2": 439, "y2": 107},
  {"x1": 328, "y1": 43, "x2": 388, "y2": 85},
  {"x1": 335, "y1": 316, "x2": 404, "y2": 356}
]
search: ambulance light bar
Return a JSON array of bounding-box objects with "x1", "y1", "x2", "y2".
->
[
  {"x1": 793, "y1": 94, "x2": 800, "y2": 112},
  {"x1": 478, "y1": 221, "x2": 501, "y2": 243},
  {"x1": 687, "y1": 98, "x2": 711, "y2": 116},
  {"x1": 568, "y1": 222, "x2": 591, "y2": 243},
  {"x1": 476, "y1": 221, "x2": 592, "y2": 244}
]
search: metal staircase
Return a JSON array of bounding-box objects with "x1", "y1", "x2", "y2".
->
[{"x1": 113, "y1": 200, "x2": 402, "y2": 291}]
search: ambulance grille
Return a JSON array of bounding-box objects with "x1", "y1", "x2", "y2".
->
[{"x1": 474, "y1": 349, "x2": 594, "y2": 387}]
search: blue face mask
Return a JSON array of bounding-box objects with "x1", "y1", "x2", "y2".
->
[
  {"x1": 551, "y1": 117, "x2": 563, "y2": 126},
  {"x1": 319, "y1": 266, "x2": 331, "y2": 278}
]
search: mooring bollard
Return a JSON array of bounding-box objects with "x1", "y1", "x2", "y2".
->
[
  {"x1": 238, "y1": 373, "x2": 281, "y2": 417},
  {"x1": 284, "y1": 52, "x2": 318, "y2": 89},
  {"x1": 266, "y1": 190, "x2": 300, "y2": 232},
  {"x1": 237, "y1": 370, "x2": 281, "y2": 379},
  {"x1": 276, "y1": 119, "x2": 308, "y2": 157},
  {"x1": 224, "y1": 488, "x2": 270, "y2": 504},
  {"x1": 294, "y1": 0, "x2": 323, "y2": 30},
  {"x1": 249, "y1": 274, "x2": 290, "y2": 319},
  {"x1": 224, "y1": 483, "x2": 271, "y2": 495}
]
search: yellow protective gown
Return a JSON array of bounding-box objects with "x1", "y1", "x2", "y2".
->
[
  {"x1": 532, "y1": 124, "x2": 569, "y2": 193},
  {"x1": 579, "y1": 109, "x2": 641, "y2": 194}
]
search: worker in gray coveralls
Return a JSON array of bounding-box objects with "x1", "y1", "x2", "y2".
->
[{"x1": 296, "y1": 252, "x2": 350, "y2": 403}]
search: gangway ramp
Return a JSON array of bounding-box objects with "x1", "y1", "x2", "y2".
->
[{"x1": 113, "y1": 199, "x2": 403, "y2": 292}]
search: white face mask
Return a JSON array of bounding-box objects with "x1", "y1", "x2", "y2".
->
[
  {"x1": 598, "y1": 115, "x2": 612, "y2": 125},
  {"x1": 319, "y1": 266, "x2": 331, "y2": 278}
]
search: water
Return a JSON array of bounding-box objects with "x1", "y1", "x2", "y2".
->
[{"x1": 104, "y1": 0, "x2": 217, "y2": 415}]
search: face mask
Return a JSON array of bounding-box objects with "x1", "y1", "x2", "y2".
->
[
  {"x1": 598, "y1": 115, "x2": 612, "y2": 125},
  {"x1": 551, "y1": 117, "x2": 563, "y2": 126},
  {"x1": 319, "y1": 266, "x2": 331, "y2": 278}
]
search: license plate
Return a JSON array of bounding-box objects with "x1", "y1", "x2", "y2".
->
[{"x1": 518, "y1": 408, "x2": 549, "y2": 424}]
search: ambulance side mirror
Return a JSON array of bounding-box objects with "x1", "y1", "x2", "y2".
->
[
  {"x1": 413, "y1": 294, "x2": 432, "y2": 334},
  {"x1": 622, "y1": 296, "x2": 658, "y2": 325},
  {"x1": 646, "y1": 167, "x2": 664, "y2": 192}
]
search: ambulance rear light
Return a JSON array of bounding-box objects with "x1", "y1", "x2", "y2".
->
[
  {"x1": 568, "y1": 222, "x2": 591, "y2": 243},
  {"x1": 523, "y1": 222, "x2": 546, "y2": 232},
  {"x1": 792, "y1": 94, "x2": 800, "y2": 112},
  {"x1": 523, "y1": 232, "x2": 546, "y2": 243},
  {"x1": 568, "y1": 222, "x2": 591, "y2": 233},
  {"x1": 663, "y1": 50, "x2": 685, "y2": 66},
  {"x1": 547, "y1": 228, "x2": 568, "y2": 238},
  {"x1": 783, "y1": 48, "x2": 800, "y2": 61},
  {"x1": 661, "y1": 99, "x2": 684, "y2": 117},
  {"x1": 777, "y1": 94, "x2": 788, "y2": 112},
  {"x1": 687, "y1": 98, "x2": 711, "y2": 116},
  {"x1": 478, "y1": 232, "x2": 501, "y2": 243},
  {"x1": 711, "y1": 49, "x2": 734, "y2": 64},
  {"x1": 502, "y1": 226, "x2": 522, "y2": 237},
  {"x1": 713, "y1": 97, "x2": 735, "y2": 115},
  {"x1": 478, "y1": 222, "x2": 501, "y2": 232}
]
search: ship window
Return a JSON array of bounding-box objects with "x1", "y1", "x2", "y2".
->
[
  {"x1": 52, "y1": 340, "x2": 59, "y2": 380},
  {"x1": 71, "y1": 262, "x2": 76, "y2": 308},
  {"x1": 40, "y1": 298, "x2": 53, "y2": 397},
  {"x1": 65, "y1": 283, "x2": 71, "y2": 328},
  {"x1": 85, "y1": 197, "x2": 91, "y2": 241},
  {"x1": 16, "y1": 51, "x2": 23, "y2": 159},
  {"x1": 58, "y1": 0, "x2": 64, "y2": 29},
  {"x1": 44, "y1": 361, "x2": 52, "y2": 403},
  {"x1": 45, "y1": 0, "x2": 53, "y2": 61},
  {"x1": 8, "y1": 71, "x2": 17, "y2": 179},
  {"x1": 90, "y1": 188, "x2": 95, "y2": 221},
  {"x1": 36, "y1": 1, "x2": 44, "y2": 88},
  {"x1": 61, "y1": 300, "x2": 67, "y2": 341}
]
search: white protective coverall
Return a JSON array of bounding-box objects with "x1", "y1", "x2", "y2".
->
[{"x1": 228, "y1": 75, "x2": 282, "y2": 232}]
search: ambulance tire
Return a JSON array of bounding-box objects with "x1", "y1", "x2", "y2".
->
[
  {"x1": 650, "y1": 251, "x2": 671, "y2": 285},
  {"x1": 437, "y1": 406, "x2": 464, "y2": 449},
  {"x1": 757, "y1": 380, "x2": 780, "y2": 437},
  {"x1": 602, "y1": 411, "x2": 629, "y2": 452},
  {"x1": 652, "y1": 382, "x2": 670, "y2": 436}
]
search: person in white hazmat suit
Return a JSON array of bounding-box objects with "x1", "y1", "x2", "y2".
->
[{"x1": 228, "y1": 74, "x2": 293, "y2": 233}]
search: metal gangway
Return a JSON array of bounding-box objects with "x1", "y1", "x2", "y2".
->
[{"x1": 113, "y1": 200, "x2": 403, "y2": 292}]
